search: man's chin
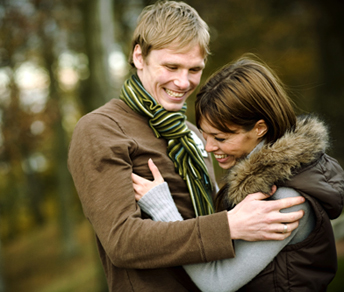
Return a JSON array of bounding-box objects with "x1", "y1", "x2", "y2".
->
[{"x1": 163, "y1": 103, "x2": 185, "y2": 112}]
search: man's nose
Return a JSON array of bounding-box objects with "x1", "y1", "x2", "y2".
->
[{"x1": 174, "y1": 71, "x2": 190, "y2": 89}]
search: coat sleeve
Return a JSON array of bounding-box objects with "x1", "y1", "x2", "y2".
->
[
  {"x1": 68, "y1": 113, "x2": 234, "y2": 269},
  {"x1": 139, "y1": 184, "x2": 315, "y2": 292}
]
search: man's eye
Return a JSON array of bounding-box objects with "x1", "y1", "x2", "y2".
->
[
  {"x1": 166, "y1": 66, "x2": 177, "y2": 70},
  {"x1": 190, "y1": 68, "x2": 201, "y2": 73}
]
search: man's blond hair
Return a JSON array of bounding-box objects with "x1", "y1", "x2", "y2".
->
[{"x1": 128, "y1": 0, "x2": 210, "y2": 68}]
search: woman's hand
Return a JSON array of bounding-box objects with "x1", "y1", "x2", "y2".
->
[{"x1": 132, "y1": 159, "x2": 164, "y2": 201}]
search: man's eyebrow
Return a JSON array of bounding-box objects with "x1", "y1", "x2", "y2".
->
[
  {"x1": 191, "y1": 65, "x2": 205, "y2": 70},
  {"x1": 162, "y1": 61, "x2": 178, "y2": 66}
]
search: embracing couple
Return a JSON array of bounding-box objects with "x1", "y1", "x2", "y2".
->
[{"x1": 68, "y1": 1, "x2": 344, "y2": 291}]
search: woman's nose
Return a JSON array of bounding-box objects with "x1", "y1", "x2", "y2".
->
[{"x1": 205, "y1": 139, "x2": 218, "y2": 152}]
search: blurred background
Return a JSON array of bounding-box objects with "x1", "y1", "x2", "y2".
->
[{"x1": 0, "y1": 0, "x2": 343, "y2": 291}]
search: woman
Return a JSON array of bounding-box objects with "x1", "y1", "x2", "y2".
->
[{"x1": 132, "y1": 55, "x2": 344, "y2": 292}]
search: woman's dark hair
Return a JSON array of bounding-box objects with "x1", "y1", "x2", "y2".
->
[
  {"x1": 196, "y1": 55, "x2": 296, "y2": 145},
  {"x1": 195, "y1": 55, "x2": 297, "y2": 210}
]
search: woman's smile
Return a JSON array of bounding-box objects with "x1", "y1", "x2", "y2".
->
[{"x1": 199, "y1": 119, "x2": 264, "y2": 169}]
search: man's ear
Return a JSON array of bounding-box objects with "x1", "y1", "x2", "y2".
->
[
  {"x1": 255, "y1": 119, "x2": 268, "y2": 137},
  {"x1": 132, "y1": 44, "x2": 144, "y2": 70}
]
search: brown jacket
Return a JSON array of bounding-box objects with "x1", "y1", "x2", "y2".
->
[
  {"x1": 224, "y1": 116, "x2": 344, "y2": 291},
  {"x1": 68, "y1": 99, "x2": 234, "y2": 291}
]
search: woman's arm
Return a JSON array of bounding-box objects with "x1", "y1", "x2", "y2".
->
[
  {"x1": 137, "y1": 183, "x2": 314, "y2": 292},
  {"x1": 138, "y1": 182, "x2": 183, "y2": 222}
]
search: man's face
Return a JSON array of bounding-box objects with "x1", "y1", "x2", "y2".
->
[{"x1": 133, "y1": 44, "x2": 205, "y2": 112}]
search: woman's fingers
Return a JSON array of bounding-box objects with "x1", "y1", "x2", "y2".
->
[
  {"x1": 131, "y1": 172, "x2": 145, "y2": 184},
  {"x1": 131, "y1": 160, "x2": 165, "y2": 201},
  {"x1": 134, "y1": 193, "x2": 141, "y2": 201},
  {"x1": 148, "y1": 159, "x2": 164, "y2": 183}
]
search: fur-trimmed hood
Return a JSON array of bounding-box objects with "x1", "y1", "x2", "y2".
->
[{"x1": 226, "y1": 115, "x2": 331, "y2": 205}]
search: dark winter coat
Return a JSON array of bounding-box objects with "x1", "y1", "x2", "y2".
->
[{"x1": 225, "y1": 116, "x2": 344, "y2": 292}]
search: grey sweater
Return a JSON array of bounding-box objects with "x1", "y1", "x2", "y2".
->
[{"x1": 138, "y1": 182, "x2": 315, "y2": 292}]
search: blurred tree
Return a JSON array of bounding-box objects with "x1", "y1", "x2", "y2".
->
[
  {"x1": 0, "y1": 0, "x2": 342, "y2": 291},
  {"x1": 0, "y1": 0, "x2": 84, "y2": 256},
  {"x1": 303, "y1": 0, "x2": 344, "y2": 164},
  {"x1": 114, "y1": 0, "x2": 151, "y2": 56},
  {"x1": 0, "y1": 238, "x2": 4, "y2": 292},
  {"x1": 181, "y1": 0, "x2": 344, "y2": 180},
  {"x1": 78, "y1": 0, "x2": 116, "y2": 113},
  {"x1": 0, "y1": 2, "x2": 47, "y2": 238},
  {"x1": 31, "y1": 0, "x2": 82, "y2": 258}
]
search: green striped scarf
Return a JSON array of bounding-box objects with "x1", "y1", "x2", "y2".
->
[{"x1": 120, "y1": 74, "x2": 214, "y2": 216}]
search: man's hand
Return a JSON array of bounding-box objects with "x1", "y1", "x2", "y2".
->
[{"x1": 227, "y1": 188, "x2": 305, "y2": 241}]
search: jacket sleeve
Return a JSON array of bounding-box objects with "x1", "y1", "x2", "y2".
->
[
  {"x1": 139, "y1": 184, "x2": 315, "y2": 292},
  {"x1": 68, "y1": 113, "x2": 234, "y2": 269},
  {"x1": 284, "y1": 153, "x2": 344, "y2": 219}
]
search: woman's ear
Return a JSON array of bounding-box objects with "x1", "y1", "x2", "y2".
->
[
  {"x1": 132, "y1": 44, "x2": 144, "y2": 70},
  {"x1": 255, "y1": 119, "x2": 268, "y2": 137}
]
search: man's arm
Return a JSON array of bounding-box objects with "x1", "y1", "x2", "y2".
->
[
  {"x1": 68, "y1": 113, "x2": 234, "y2": 269},
  {"x1": 134, "y1": 159, "x2": 305, "y2": 241}
]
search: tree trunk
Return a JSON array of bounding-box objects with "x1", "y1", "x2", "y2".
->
[
  {"x1": 79, "y1": 0, "x2": 116, "y2": 113},
  {"x1": 41, "y1": 26, "x2": 78, "y2": 260},
  {"x1": 309, "y1": 0, "x2": 344, "y2": 165},
  {"x1": 0, "y1": 238, "x2": 5, "y2": 292}
]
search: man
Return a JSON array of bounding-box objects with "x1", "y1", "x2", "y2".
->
[{"x1": 68, "y1": 1, "x2": 304, "y2": 291}]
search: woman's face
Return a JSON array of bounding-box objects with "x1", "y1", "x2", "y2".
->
[{"x1": 199, "y1": 119, "x2": 267, "y2": 170}]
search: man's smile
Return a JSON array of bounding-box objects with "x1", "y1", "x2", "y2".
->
[{"x1": 165, "y1": 88, "x2": 185, "y2": 98}]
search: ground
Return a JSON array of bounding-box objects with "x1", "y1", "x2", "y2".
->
[
  {"x1": 3, "y1": 220, "x2": 105, "y2": 292},
  {"x1": 3, "y1": 220, "x2": 344, "y2": 292}
]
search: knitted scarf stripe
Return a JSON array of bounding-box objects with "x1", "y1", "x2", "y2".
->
[
  {"x1": 120, "y1": 74, "x2": 214, "y2": 216},
  {"x1": 168, "y1": 137, "x2": 214, "y2": 215}
]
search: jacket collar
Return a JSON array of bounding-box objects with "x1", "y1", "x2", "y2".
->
[{"x1": 225, "y1": 115, "x2": 329, "y2": 205}]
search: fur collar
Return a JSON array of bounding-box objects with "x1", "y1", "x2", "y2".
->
[{"x1": 226, "y1": 115, "x2": 329, "y2": 205}]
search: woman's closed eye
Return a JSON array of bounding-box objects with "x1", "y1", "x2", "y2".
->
[{"x1": 215, "y1": 137, "x2": 226, "y2": 142}]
